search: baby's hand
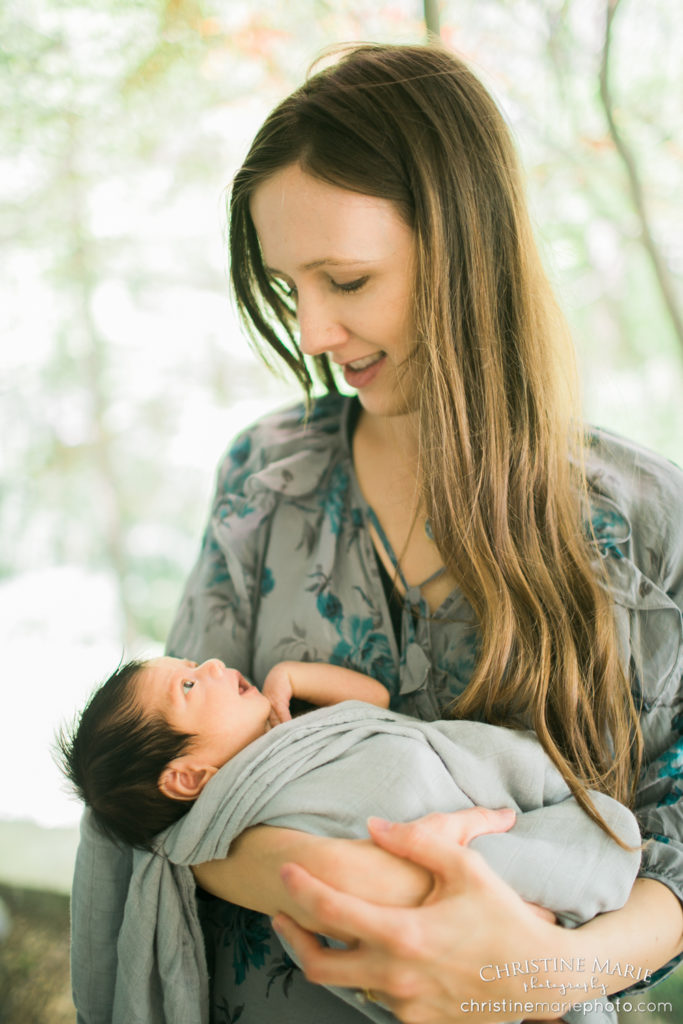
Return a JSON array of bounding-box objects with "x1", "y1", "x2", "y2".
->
[{"x1": 262, "y1": 663, "x2": 294, "y2": 728}]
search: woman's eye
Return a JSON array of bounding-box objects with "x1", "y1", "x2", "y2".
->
[
  {"x1": 332, "y1": 276, "x2": 368, "y2": 294},
  {"x1": 182, "y1": 680, "x2": 195, "y2": 693}
]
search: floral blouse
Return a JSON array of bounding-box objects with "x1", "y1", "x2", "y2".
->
[{"x1": 167, "y1": 393, "x2": 683, "y2": 1022}]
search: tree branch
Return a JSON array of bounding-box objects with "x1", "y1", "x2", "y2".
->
[
  {"x1": 424, "y1": 0, "x2": 441, "y2": 43},
  {"x1": 598, "y1": 0, "x2": 683, "y2": 359}
]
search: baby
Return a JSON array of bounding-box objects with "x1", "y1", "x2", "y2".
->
[
  {"x1": 65, "y1": 651, "x2": 643, "y2": 1024},
  {"x1": 58, "y1": 656, "x2": 390, "y2": 849}
]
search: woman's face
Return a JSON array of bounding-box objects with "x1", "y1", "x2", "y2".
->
[{"x1": 249, "y1": 163, "x2": 417, "y2": 419}]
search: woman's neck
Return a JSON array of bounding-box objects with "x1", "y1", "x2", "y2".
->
[
  {"x1": 352, "y1": 404, "x2": 455, "y2": 609},
  {"x1": 354, "y1": 406, "x2": 420, "y2": 472}
]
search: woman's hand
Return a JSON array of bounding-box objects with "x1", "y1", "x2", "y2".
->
[
  {"x1": 273, "y1": 809, "x2": 575, "y2": 1024},
  {"x1": 195, "y1": 813, "x2": 683, "y2": 1023}
]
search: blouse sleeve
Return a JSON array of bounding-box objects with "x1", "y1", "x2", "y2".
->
[
  {"x1": 585, "y1": 430, "x2": 683, "y2": 987},
  {"x1": 165, "y1": 421, "x2": 275, "y2": 676},
  {"x1": 165, "y1": 395, "x2": 340, "y2": 677},
  {"x1": 630, "y1": 490, "x2": 683, "y2": 986},
  {"x1": 635, "y1": 539, "x2": 683, "y2": 900}
]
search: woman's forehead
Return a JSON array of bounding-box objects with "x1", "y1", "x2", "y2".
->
[{"x1": 250, "y1": 165, "x2": 413, "y2": 270}]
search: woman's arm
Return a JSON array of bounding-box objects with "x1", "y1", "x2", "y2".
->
[
  {"x1": 192, "y1": 809, "x2": 515, "y2": 938},
  {"x1": 564, "y1": 876, "x2": 683, "y2": 987},
  {"x1": 272, "y1": 814, "x2": 683, "y2": 1024},
  {"x1": 192, "y1": 824, "x2": 432, "y2": 937}
]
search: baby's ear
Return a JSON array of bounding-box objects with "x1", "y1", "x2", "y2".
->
[{"x1": 159, "y1": 761, "x2": 218, "y2": 801}]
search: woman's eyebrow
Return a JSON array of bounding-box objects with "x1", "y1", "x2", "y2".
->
[
  {"x1": 265, "y1": 257, "x2": 380, "y2": 275},
  {"x1": 302, "y1": 257, "x2": 372, "y2": 270}
]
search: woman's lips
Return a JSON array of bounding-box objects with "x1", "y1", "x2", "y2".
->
[{"x1": 342, "y1": 352, "x2": 386, "y2": 389}]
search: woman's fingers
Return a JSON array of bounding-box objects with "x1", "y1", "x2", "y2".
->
[
  {"x1": 272, "y1": 912, "x2": 326, "y2": 961},
  {"x1": 273, "y1": 821, "x2": 562, "y2": 1023},
  {"x1": 525, "y1": 901, "x2": 558, "y2": 924},
  {"x1": 278, "y1": 813, "x2": 518, "y2": 943},
  {"x1": 272, "y1": 911, "x2": 414, "y2": 1002},
  {"x1": 367, "y1": 808, "x2": 516, "y2": 877},
  {"x1": 278, "y1": 862, "x2": 401, "y2": 944}
]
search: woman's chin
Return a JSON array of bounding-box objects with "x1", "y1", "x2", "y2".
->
[{"x1": 356, "y1": 388, "x2": 418, "y2": 422}]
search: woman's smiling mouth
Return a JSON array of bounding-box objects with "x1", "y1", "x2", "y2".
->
[{"x1": 342, "y1": 352, "x2": 387, "y2": 388}]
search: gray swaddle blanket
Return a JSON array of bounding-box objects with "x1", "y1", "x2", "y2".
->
[{"x1": 71, "y1": 702, "x2": 641, "y2": 1024}]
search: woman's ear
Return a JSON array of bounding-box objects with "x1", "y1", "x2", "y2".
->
[{"x1": 159, "y1": 761, "x2": 218, "y2": 801}]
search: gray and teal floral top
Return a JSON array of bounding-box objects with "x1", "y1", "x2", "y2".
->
[{"x1": 167, "y1": 393, "x2": 683, "y2": 1022}]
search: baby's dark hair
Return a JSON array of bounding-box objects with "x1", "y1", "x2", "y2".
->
[{"x1": 56, "y1": 659, "x2": 196, "y2": 850}]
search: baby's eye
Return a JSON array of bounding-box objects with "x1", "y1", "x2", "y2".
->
[{"x1": 182, "y1": 680, "x2": 195, "y2": 693}]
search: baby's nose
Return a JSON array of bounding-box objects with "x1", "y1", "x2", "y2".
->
[{"x1": 200, "y1": 658, "x2": 226, "y2": 674}]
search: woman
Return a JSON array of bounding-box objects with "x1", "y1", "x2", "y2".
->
[{"x1": 167, "y1": 44, "x2": 683, "y2": 1022}]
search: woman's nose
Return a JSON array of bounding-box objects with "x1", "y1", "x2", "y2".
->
[{"x1": 297, "y1": 295, "x2": 348, "y2": 357}]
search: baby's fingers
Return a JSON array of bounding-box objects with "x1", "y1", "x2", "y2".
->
[
  {"x1": 269, "y1": 704, "x2": 291, "y2": 726},
  {"x1": 272, "y1": 700, "x2": 290, "y2": 724},
  {"x1": 268, "y1": 705, "x2": 289, "y2": 727},
  {"x1": 265, "y1": 690, "x2": 292, "y2": 728}
]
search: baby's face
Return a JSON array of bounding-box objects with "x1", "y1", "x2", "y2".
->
[{"x1": 136, "y1": 657, "x2": 271, "y2": 767}]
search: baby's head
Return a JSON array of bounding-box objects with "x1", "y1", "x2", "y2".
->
[{"x1": 57, "y1": 656, "x2": 271, "y2": 849}]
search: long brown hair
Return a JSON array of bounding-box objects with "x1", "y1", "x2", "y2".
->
[{"x1": 229, "y1": 44, "x2": 642, "y2": 837}]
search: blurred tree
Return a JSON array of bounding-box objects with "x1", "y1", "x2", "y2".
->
[
  {"x1": 436, "y1": 0, "x2": 682, "y2": 459},
  {"x1": 0, "y1": 0, "x2": 421, "y2": 645},
  {"x1": 599, "y1": 0, "x2": 683, "y2": 357},
  {"x1": 424, "y1": 0, "x2": 441, "y2": 40},
  {"x1": 1, "y1": 0, "x2": 301, "y2": 641},
  {"x1": 1, "y1": 0, "x2": 681, "y2": 654}
]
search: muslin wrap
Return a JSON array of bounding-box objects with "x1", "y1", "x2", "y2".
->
[{"x1": 71, "y1": 701, "x2": 641, "y2": 1024}]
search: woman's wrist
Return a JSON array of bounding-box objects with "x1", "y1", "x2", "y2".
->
[
  {"x1": 505, "y1": 923, "x2": 605, "y2": 1020},
  {"x1": 557, "y1": 878, "x2": 683, "y2": 994},
  {"x1": 451, "y1": 918, "x2": 633, "y2": 1020},
  {"x1": 459, "y1": 917, "x2": 578, "y2": 1021}
]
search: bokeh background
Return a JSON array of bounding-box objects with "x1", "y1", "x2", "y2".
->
[{"x1": 1, "y1": 0, "x2": 681, "y2": 1020}]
